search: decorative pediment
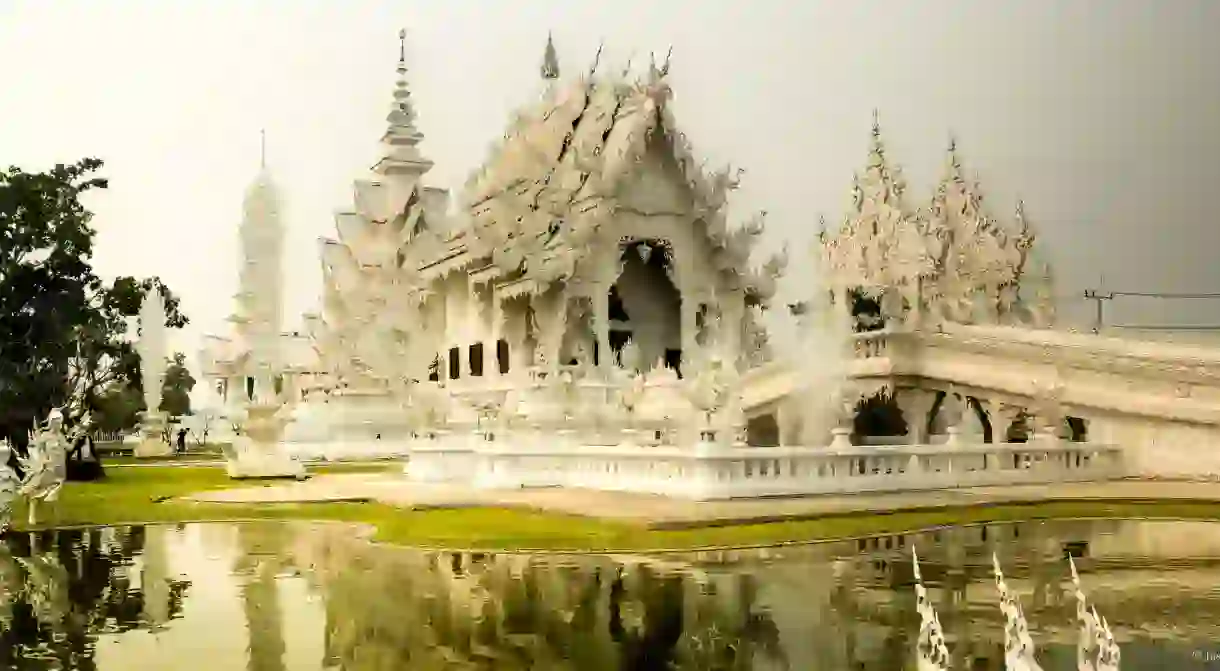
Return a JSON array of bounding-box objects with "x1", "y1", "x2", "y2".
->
[{"x1": 819, "y1": 117, "x2": 1054, "y2": 329}]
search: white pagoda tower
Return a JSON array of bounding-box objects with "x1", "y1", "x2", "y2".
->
[
  {"x1": 221, "y1": 136, "x2": 304, "y2": 478},
  {"x1": 232, "y1": 133, "x2": 285, "y2": 401},
  {"x1": 291, "y1": 28, "x2": 448, "y2": 458}
]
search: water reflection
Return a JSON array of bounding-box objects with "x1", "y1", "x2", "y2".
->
[{"x1": 2, "y1": 519, "x2": 1220, "y2": 669}]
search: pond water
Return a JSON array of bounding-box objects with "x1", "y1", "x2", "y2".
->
[{"x1": 2, "y1": 518, "x2": 1220, "y2": 670}]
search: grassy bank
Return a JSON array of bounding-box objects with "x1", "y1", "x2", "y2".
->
[{"x1": 9, "y1": 466, "x2": 1220, "y2": 551}]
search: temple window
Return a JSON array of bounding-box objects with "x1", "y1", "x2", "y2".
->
[
  {"x1": 469, "y1": 343, "x2": 484, "y2": 377},
  {"x1": 497, "y1": 339, "x2": 510, "y2": 374},
  {"x1": 448, "y1": 347, "x2": 461, "y2": 380}
]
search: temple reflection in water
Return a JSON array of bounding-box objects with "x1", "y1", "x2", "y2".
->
[{"x1": 1, "y1": 519, "x2": 1220, "y2": 670}]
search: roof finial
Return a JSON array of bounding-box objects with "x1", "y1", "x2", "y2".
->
[
  {"x1": 541, "y1": 32, "x2": 560, "y2": 80},
  {"x1": 661, "y1": 46, "x2": 673, "y2": 76},
  {"x1": 398, "y1": 28, "x2": 407, "y2": 64},
  {"x1": 260, "y1": 129, "x2": 266, "y2": 169},
  {"x1": 871, "y1": 108, "x2": 881, "y2": 136}
]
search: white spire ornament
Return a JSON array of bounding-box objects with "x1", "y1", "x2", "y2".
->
[
  {"x1": 1069, "y1": 556, "x2": 1121, "y2": 671},
  {"x1": 993, "y1": 553, "x2": 1044, "y2": 671},
  {"x1": 912, "y1": 549, "x2": 951, "y2": 671}
]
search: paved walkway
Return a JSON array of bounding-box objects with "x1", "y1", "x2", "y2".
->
[{"x1": 184, "y1": 474, "x2": 1220, "y2": 529}]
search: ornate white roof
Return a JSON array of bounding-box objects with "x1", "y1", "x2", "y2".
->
[
  {"x1": 822, "y1": 116, "x2": 1052, "y2": 327},
  {"x1": 440, "y1": 41, "x2": 780, "y2": 301}
]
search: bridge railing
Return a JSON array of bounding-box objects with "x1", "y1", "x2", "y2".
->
[{"x1": 405, "y1": 437, "x2": 1123, "y2": 500}]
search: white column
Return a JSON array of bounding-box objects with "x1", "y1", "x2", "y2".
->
[{"x1": 896, "y1": 388, "x2": 938, "y2": 445}]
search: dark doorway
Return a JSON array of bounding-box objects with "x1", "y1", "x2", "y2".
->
[
  {"x1": 469, "y1": 343, "x2": 484, "y2": 377},
  {"x1": 611, "y1": 239, "x2": 681, "y2": 374},
  {"x1": 496, "y1": 339, "x2": 510, "y2": 374}
]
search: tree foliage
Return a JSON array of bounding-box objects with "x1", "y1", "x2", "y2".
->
[
  {"x1": 90, "y1": 383, "x2": 142, "y2": 436},
  {"x1": 0, "y1": 158, "x2": 188, "y2": 449},
  {"x1": 160, "y1": 352, "x2": 196, "y2": 417}
]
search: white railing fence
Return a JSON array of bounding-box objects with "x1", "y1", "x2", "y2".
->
[{"x1": 404, "y1": 435, "x2": 1123, "y2": 501}]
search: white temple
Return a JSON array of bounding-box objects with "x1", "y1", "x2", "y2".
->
[{"x1": 199, "y1": 31, "x2": 1152, "y2": 493}]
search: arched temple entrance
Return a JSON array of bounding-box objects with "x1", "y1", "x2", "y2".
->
[{"x1": 610, "y1": 239, "x2": 683, "y2": 375}]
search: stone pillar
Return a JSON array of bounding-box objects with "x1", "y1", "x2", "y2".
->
[{"x1": 895, "y1": 388, "x2": 938, "y2": 445}]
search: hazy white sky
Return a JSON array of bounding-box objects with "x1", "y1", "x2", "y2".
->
[{"x1": 2, "y1": 0, "x2": 1218, "y2": 363}]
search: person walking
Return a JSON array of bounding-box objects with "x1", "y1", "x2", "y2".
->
[{"x1": 176, "y1": 428, "x2": 187, "y2": 454}]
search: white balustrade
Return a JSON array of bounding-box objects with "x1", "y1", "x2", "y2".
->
[{"x1": 404, "y1": 437, "x2": 1123, "y2": 500}]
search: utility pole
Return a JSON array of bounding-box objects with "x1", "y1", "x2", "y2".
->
[{"x1": 1082, "y1": 289, "x2": 1114, "y2": 334}]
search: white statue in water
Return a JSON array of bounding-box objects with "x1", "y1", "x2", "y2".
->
[{"x1": 18, "y1": 408, "x2": 69, "y2": 527}]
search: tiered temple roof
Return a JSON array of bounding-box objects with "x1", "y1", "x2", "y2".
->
[
  {"x1": 415, "y1": 37, "x2": 782, "y2": 305},
  {"x1": 822, "y1": 116, "x2": 1052, "y2": 328}
]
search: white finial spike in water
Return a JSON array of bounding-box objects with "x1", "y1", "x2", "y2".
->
[
  {"x1": 912, "y1": 548, "x2": 951, "y2": 671},
  {"x1": 1069, "y1": 556, "x2": 1121, "y2": 671},
  {"x1": 993, "y1": 553, "x2": 1044, "y2": 671}
]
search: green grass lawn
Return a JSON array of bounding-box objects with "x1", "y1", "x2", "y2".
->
[{"x1": 9, "y1": 466, "x2": 1220, "y2": 552}]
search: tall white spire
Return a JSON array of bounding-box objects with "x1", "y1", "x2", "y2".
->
[
  {"x1": 540, "y1": 32, "x2": 560, "y2": 80},
  {"x1": 236, "y1": 133, "x2": 285, "y2": 393},
  {"x1": 372, "y1": 28, "x2": 434, "y2": 178}
]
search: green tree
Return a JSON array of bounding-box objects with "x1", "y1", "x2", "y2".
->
[
  {"x1": 159, "y1": 352, "x2": 196, "y2": 417},
  {"x1": 90, "y1": 382, "x2": 142, "y2": 435},
  {"x1": 0, "y1": 158, "x2": 188, "y2": 455}
]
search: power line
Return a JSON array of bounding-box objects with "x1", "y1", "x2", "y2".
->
[
  {"x1": 1109, "y1": 324, "x2": 1220, "y2": 331},
  {"x1": 1082, "y1": 286, "x2": 1220, "y2": 333},
  {"x1": 1109, "y1": 291, "x2": 1220, "y2": 299}
]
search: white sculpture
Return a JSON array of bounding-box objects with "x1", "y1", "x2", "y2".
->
[
  {"x1": 0, "y1": 441, "x2": 21, "y2": 533},
  {"x1": 993, "y1": 553, "x2": 1044, "y2": 671},
  {"x1": 912, "y1": 549, "x2": 951, "y2": 671},
  {"x1": 1069, "y1": 557, "x2": 1121, "y2": 671},
  {"x1": 911, "y1": 551, "x2": 1124, "y2": 671},
  {"x1": 18, "y1": 408, "x2": 70, "y2": 527},
  {"x1": 135, "y1": 286, "x2": 171, "y2": 458}
]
